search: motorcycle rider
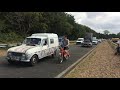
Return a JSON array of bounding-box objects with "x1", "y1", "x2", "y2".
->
[{"x1": 61, "y1": 35, "x2": 70, "y2": 57}]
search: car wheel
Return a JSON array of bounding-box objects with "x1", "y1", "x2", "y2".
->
[
  {"x1": 51, "y1": 50, "x2": 57, "y2": 58},
  {"x1": 29, "y1": 55, "x2": 38, "y2": 66}
]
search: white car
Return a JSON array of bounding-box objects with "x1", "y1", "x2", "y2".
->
[
  {"x1": 76, "y1": 38, "x2": 84, "y2": 45},
  {"x1": 98, "y1": 39, "x2": 102, "y2": 43},
  {"x1": 6, "y1": 33, "x2": 59, "y2": 66},
  {"x1": 92, "y1": 39, "x2": 98, "y2": 45}
]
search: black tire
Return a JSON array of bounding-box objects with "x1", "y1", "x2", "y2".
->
[
  {"x1": 29, "y1": 55, "x2": 38, "y2": 66},
  {"x1": 7, "y1": 59, "x2": 15, "y2": 64}
]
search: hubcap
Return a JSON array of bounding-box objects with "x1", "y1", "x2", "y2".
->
[{"x1": 32, "y1": 58, "x2": 36, "y2": 64}]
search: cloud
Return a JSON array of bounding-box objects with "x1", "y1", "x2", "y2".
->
[{"x1": 66, "y1": 12, "x2": 120, "y2": 34}]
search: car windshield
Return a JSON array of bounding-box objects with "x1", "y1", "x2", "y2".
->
[
  {"x1": 78, "y1": 39, "x2": 83, "y2": 41},
  {"x1": 23, "y1": 38, "x2": 41, "y2": 46}
]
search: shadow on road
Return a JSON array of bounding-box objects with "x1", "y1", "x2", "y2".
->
[{"x1": 5, "y1": 56, "x2": 58, "y2": 68}]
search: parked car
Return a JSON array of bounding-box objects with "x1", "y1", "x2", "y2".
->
[
  {"x1": 6, "y1": 33, "x2": 59, "y2": 66},
  {"x1": 76, "y1": 38, "x2": 84, "y2": 45}
]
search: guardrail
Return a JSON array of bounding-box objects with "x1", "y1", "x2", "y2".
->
[
  {"x1": 0, "y1": 44, "x2": 8, "y2": 48},
  {"x1": 69, "y1": 41, "x2": 76, "y2": 45},
  {"x1": 0, "y1": 44, "x2": 17, "y2": 49}
]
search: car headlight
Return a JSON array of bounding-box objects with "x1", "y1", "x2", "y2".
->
[
  {"x1": 21, "y1": 54, "x2": 26, "y2": 60},
  {"x1": 7, "y1": 52, "x2": 12, "y2": 56}
]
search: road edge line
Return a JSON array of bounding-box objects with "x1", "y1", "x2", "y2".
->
[{"x1": 54, "y1": 44, "x2": 99, "y2": 78}]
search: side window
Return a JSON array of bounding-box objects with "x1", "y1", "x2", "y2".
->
[
  {"x1": 50, "y1": 39, "x2": 54, "y2": 44},
  {"x1": 42, "y1": 39, "x2": 48, "y2": 46}
]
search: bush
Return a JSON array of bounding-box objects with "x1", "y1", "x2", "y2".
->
[{"x1": 0, "y1": 32, "x2": 24, "y2": 44}]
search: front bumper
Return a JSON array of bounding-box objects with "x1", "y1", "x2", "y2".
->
[
  {"x1": 76, "y1": 42, "x2": 82, "y2": 45},
  {"x1": 92, "y1": 42, "x2": 97, "y2": 45},
  {"x1": 82, "y1": 44, "x2": 92, "y2": 46},
  {"x1": 6, "y1": 57, "x2": 30, "y2": 62}
]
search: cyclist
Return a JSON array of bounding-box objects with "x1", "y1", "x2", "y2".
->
[{"x1": 61, "y1": 35, "x2": 70, "y2": 57}]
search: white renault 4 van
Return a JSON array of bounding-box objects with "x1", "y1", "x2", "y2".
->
[{"x1": 6, "y1": 33, "x2": 59, "y2": 66}]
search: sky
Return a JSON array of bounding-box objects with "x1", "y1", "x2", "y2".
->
[{"x1": 66, "y1": 12, "x2": 120, "y2": 34}]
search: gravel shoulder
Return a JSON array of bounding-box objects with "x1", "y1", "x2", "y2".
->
[{"x1": 65, "y1": 41, "x2": 120, "y2": 78}]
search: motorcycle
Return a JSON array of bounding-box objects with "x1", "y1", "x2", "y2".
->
[{"x1": 58, "y1": 46, "x2": 70, "y2": 64}]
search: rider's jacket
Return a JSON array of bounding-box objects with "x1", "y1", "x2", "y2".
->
[{"x1": 61, "y1": 38, "x2": 69, "y2": 48}]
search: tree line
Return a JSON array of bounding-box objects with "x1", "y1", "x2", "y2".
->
[{"x1": 0, "y1": 12, "x2": 119, "y2": 43}]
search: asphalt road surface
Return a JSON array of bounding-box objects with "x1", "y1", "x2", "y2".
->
[{"x1": 0, "y1": 45, "x2": 96, "y2": 78}]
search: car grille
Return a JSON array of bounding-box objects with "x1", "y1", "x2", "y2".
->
[
  {"x1": 11, "y1": 52, "x2": 22, "y2": 56},
  {"x1": 76, "y1": 42, "x2": 81, "y2": 44}
]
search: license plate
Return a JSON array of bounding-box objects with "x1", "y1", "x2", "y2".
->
[{"x1": 12, "y1": 56, "x2": 20, "y2": 61}]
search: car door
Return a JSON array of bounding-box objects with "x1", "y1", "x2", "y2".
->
[{"x1": 41, "y1": 38, "x2": 49, "y2": 58}]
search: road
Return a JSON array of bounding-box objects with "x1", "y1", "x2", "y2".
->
[{"x1": 0, "y1": 45, "x2": 96, "y2": 78}]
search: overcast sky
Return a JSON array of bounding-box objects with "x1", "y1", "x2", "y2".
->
[{"x1": 66, "y1": 12, "x2": 120, "y2": 34}]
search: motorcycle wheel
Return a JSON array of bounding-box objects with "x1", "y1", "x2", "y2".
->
[
  {"x1": 58, "y1": 54, "x2": 63, "y2": 64},
  {"x1": 63, "y1": 55, "x2": 69, "y2": 60}
]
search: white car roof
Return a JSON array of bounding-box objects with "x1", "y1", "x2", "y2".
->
[
  {"x1": 27, "y1": 33, "x2": 58, "y2": 39},
  {"x1": 31, "y1": 33, "x2": 58, "y2": 38},
  {"x1": 78, "y1": 38, "x2": 84, "y2": 39},
  {"x1": 27, "y1": 36, "x2": 47, "y2": 39}
]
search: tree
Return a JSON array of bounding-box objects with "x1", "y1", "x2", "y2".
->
[
  {"x1": 103, "y1": 30, "x2": 110, "y2": 35},
  {"x1": 0, "y1": 12, "x2": 113, "y2": 42},
  {"x1": 117, "y1": 32, "x2": 120, "y2": 38}
]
